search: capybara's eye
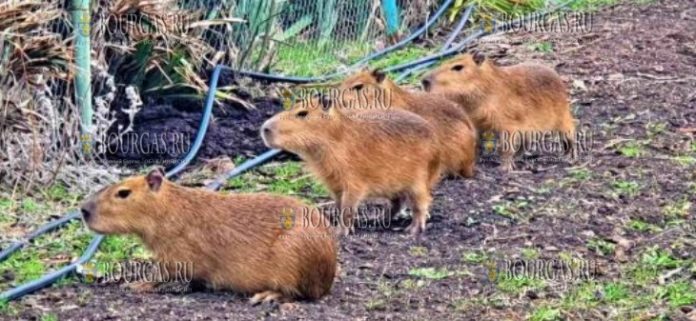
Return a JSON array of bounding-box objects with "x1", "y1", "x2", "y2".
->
[
  {"x1": 116, "y1": 189, "x2": 131, "y2": 199},
  {"x1": 352, "y1": 84, "x2": 364, "y2": 91},
  {"x1": 451, "y1": 65, "x2": 464, "y2": 72},
  {"x1": 296, "y1": 110, "x2": 309, "y2": 118}
]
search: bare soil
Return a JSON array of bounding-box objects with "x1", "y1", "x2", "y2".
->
[{"x1": 4, "y1": 0, "x2": 695, "y2": 320}]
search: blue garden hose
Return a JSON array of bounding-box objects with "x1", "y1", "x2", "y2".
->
[
  {"x1": 0, "y1": 211, "x2": 81, "y2": 262},
  {"x1": 0, "y1": 235, "x2": 104, "y2": 301},
  {"x1": 395, "y1": 4, "x2": 476, "y2": 83},
  {"x1": 388, "y1": 0, "x2": 577, "y2": 75}
]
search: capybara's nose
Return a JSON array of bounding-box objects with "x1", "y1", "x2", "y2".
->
[
  {"x1": 421, "y1": 78, "x2": 432, "y2": 91},
  {"x1": 261, "y1": 123, "x2": 273, "y2": 137},
  {"x1": 81, "y1": 208, "x2": 91, "y2": 221},
  {"x1": 81, "y1": 199, "x2": 96, "y2": 221},
  {"x1": 260, "y1": 121, "x2": 276, "y2": 146}
]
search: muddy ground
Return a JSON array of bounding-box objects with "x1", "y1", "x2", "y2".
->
[{"x1": 3, "y1": 0, "x2": 695, "y2": 320}]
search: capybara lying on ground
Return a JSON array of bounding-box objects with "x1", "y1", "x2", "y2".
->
[{"x1": 81, "y1": 167, "x2": 337, "y2": 304}]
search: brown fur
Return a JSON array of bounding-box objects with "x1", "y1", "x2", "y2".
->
[
  {"x1": 80, "y1": 169, "x2": 337, "y2": 302},
  {"x1": 339, "y1": 70, "x2": 477, "y2": 178},
  {"x1": 423, "y1": 53, "x2": 576, "y2": 170},
  {"x1": 261, "y1": 98, "x2": 441, "y2": 235}
]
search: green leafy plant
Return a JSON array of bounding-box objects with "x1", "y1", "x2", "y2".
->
[
  {"x1": 656, "y1": 282, "x2": 696, "y2": 307},
  {"x1": 529, "y1": 306, "x2": 562, "y2": 321}
]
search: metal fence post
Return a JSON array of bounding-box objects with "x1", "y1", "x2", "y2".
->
[{"x1": 71, "y1": 0, "x2": 93, "y2": 155}]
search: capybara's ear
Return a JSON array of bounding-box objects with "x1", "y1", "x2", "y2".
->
[
  {"x1": 319, "y1": 94, "x2": 333, "y2": 111},
  {"x1": 146, "y1": 167, "x2": 165, "y2": 191},
  {"x1": 472, "y1": 51, "x2": 486, "y2": 65},
  {"x1": 371, "y1": 69, "x2": 386, "y2": 83}
]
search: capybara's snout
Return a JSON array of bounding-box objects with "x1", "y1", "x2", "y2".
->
[
  {"x1": 260, "y1": 119, "x2": 277, "y2": 148},
  {"x1": 80, "y1": 198, "x2": 97, "y2": 222}
]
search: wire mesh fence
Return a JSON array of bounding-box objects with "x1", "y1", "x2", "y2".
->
[
  {"x1": 0, "y1": 0, "x2": 436, "y2": 193},
  {"x1": 178, "y1": 0, "x2": 433, "y2": 76}
]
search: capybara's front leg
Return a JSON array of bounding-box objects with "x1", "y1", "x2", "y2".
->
[
  {"x1": 337, "y1": 190, "x2": 364, "y2": 236},
  {"x1": 249, "y1": 290, "x2": 286, "y2": 305},
  {"x1": 122, "y1": 281, "x2": 161, "y2": 293}
]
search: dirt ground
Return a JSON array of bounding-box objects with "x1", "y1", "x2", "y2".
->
[{"x1": 3, "y1": 0, "x2": 695, "y2": 320}]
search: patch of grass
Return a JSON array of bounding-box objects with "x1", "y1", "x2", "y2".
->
[
  {"x1": 602, "y1": 282, "x2": 630, "y2": 302},
  {"x1": 522, "y1": 248, "x2": 540, "y2": 260},
  {"x1": 656, "y1": 282, "x2": 696, "y2": 307},
  {"x1": 626, "y1": 219, "x2": 661, "y2": 233},
  {"x1": 646, "y1": 122, "x2": 667, "y2": 137},
  {"x1": 529, "y1": 41, "x2": 554, "y2": 53},
  {"x1": 1, "y1": 255, "x2": 45, "y2": 287},
  {"x1": 20, "y1": 198, "x2": 45, "y2": 214},
  {"x1": 618, "y1": 141, "x2": 644, "y2": 158},
  {"x1": 44, "y1": 184, "x2": 79, "y2": 205},
  {"x1": 226, "y1": 162, "x2": 328, "y2": 201},
  {"x1": 568, "y1": 167, "x2": 592, "y2": 182},
  {"x1": 226, "y1": 175, "x2": 257, "y2": 192},
  {"x1": 408, "y1": 267, "x2": 453, "y2": 280},
  {"x1": 587, "y1": 238, "x2": 615, "y2": 256},
  {"x1": 568, "y1": 0, "x2": 621, "y2": 11},
  {"x1": 401, "y1": 279, "x2": 427, "y2": 290},
  {"x1": 272, "y1": 162, "x2": 303, "y2": 177},
  {"x1": 497, "y1": 275, "x2": 545, "y2": 294},
  {"x1": 409, "y1": 246, "x2": 428, "y2": 257},
  {"x1": 0, "y1": 221, "x2": 93, "y2": 291},
  {"x1": 0, "y1": 198, "x2": 14, "y2": 223},
  {"x1": 562, "y1": 281, "x2": 600, "y2": 308},
  {"x1": 0, "y1": 299, "x2": 18, "y2": 317},
  {"x1": 670, "y1": 155, "x2": 696, "y2": 167},
  {"x1": 492, "y1": 198, "x2": 529, "y2": 219},
  {"x1": 529, "y1": 305, "x2": 562, "y2": 321},
  {"x1": 262, "y1": 162, "x2": 328, "y2": 200},
  {"x1": 462, "y1": 251, "x2": 488, "y2": 264},
  {"x1": 662, "y1": 199, "x2": 692, "y2": 218},
  {"x1": 0, "y1": 221, "x2": 149, "y2": 290},
  {"x1": 641, "y1": 247, "x2": 684, "y2": 270},
  {"x1": 612, "y1": 180, "x2": 641, "y2": 198},
  {"x1": 40, "y1": 313, "x2": 58, "y2": 321},
  {"x1": 369, "y1": 46, "x2": 431, "y2": 71},
  {"x1": 93, "y1": 235, "x2": 147, "y2": 264},
  {"x1": 365, "y1": 298, "x2": 387, "y2": 311},
  {"x1": 272, "y1": 43, "x2": 350, "y2": 76}
]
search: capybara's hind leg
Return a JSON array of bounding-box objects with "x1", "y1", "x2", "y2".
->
[
  {"x1": 460, "y1": 158, "x2": 475, "y2": 178},
  {"x1": 499, "y1": 151, "x2": 516, "y2": 172},
  {"x1": 389, "y1": 196, "x2": 403, "y2": 217},
  {"x1": 405, "y1": 183, "x2": 432, "y2": 236},
  {"x1": 561, "y1": 128, "x2": 577, "y2": 162}
]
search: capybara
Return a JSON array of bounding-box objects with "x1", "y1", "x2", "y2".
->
[
  {"x1": 80, "y1": 168, "x2": 337, "y2": 304},
  {"x1": 422, "y1": 53, "x2": 576, "y2": 171},
  {"x1": 338, "y1": 69, "x2": 477, "y2": 178},
  {"x1": 260, "y1": 96, "x2": 441, "y2": 236}
]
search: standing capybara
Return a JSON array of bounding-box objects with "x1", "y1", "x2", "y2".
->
[
  {"x1": 422, "y1": 53, "x2": 576, "y2": 171},
  {"x1": 338, "y1": 69, "x2": 477, "y2": 178},
  {"x1": 80, "y1": 167, "x2": 337, "y2": 304},
  {"x1": 261, "y1": 96, "x2": 441, "y2": 236}
]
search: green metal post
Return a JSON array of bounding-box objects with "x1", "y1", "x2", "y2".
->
[{"x1": 71, "y1": 0, "x2": 92, "y2": 154}]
